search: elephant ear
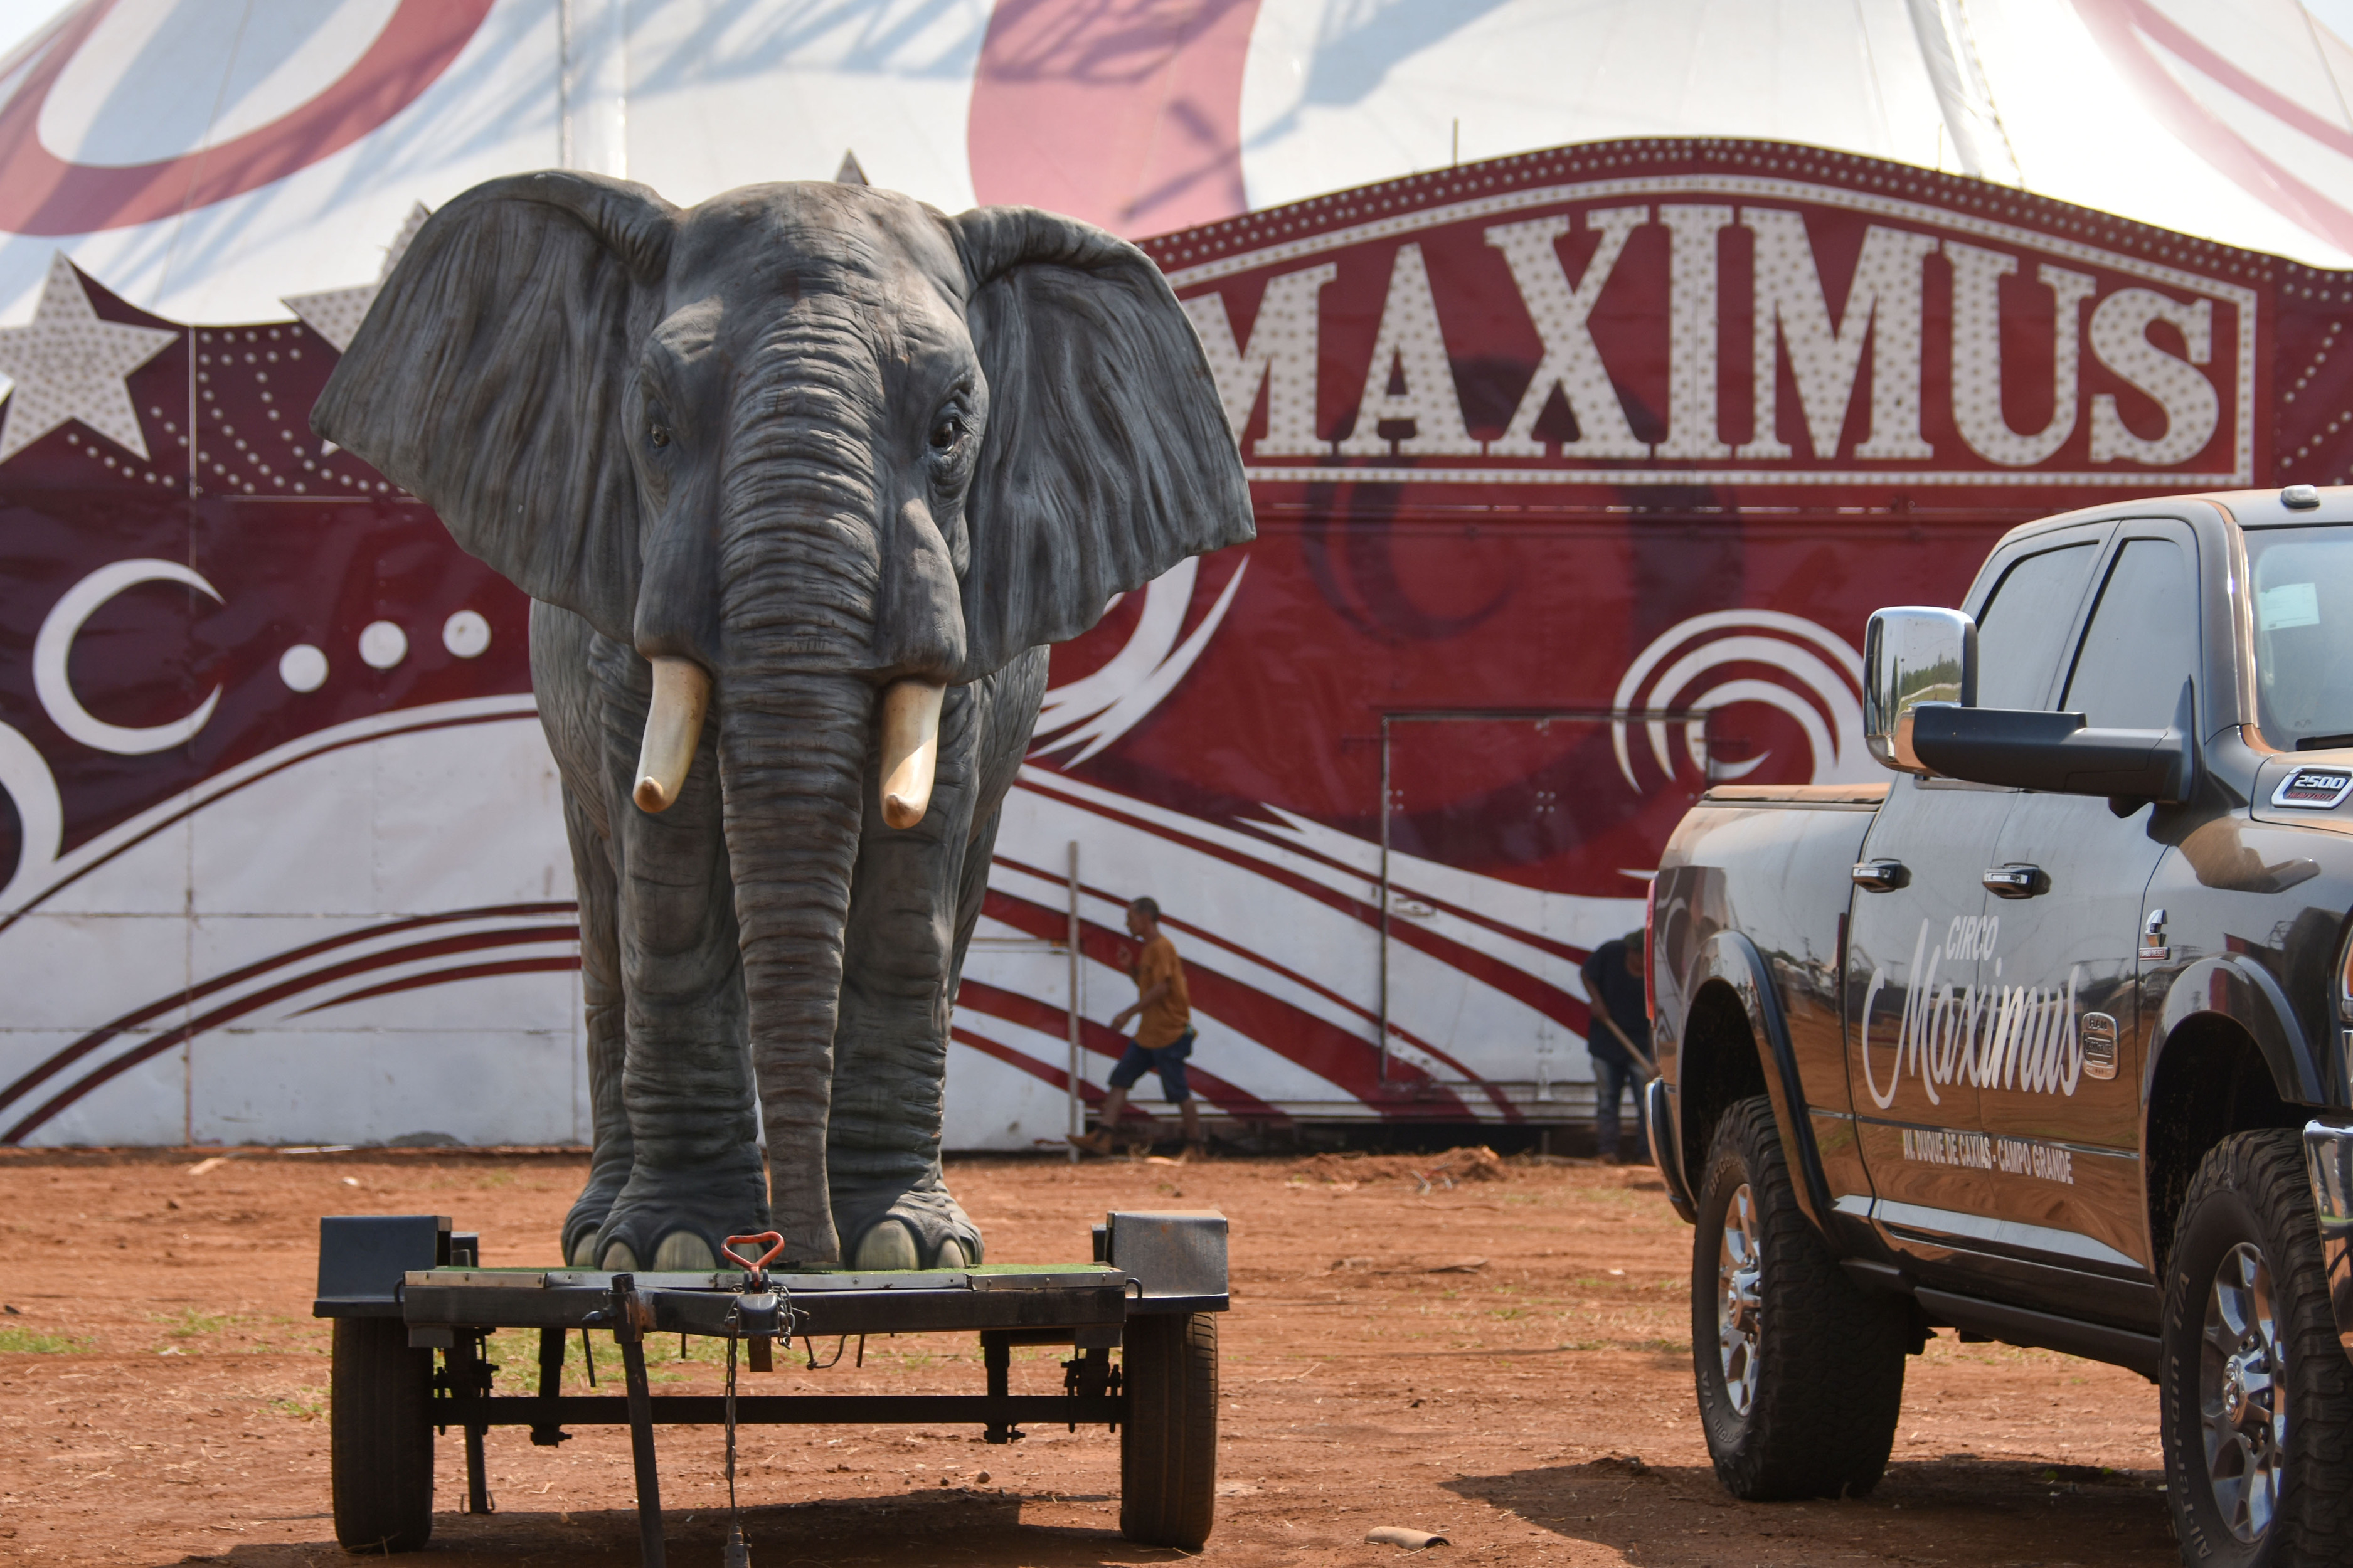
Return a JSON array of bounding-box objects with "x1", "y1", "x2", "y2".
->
[
  {"x1": 312, "y1": 171, "x2": 679, "y2": 644},
  {"x1": 948, "y1": 207, "x2": 1255, "y2": 674}
]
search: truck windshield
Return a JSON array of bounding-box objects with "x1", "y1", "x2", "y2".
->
[{"x1": 2248, "y1": 524, "x2": 2353, "y2": 749}]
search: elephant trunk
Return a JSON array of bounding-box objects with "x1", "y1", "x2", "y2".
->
[
  {"x1": 718, "y1": 669, "x2": 872, "y2": 1268},
  {"x1": 706, "y1": 302, "x2": 970, "y2": 1266}
]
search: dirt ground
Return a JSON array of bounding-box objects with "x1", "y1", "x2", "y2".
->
[{"x1": 0, "y1": 1147, "x2": 2179, "y2": 1567}]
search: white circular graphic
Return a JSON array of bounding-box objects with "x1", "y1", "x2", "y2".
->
[
  {"x1": 0, "y1": 718, "x2": 63, "y2": 913},
  {"x1": 1610, "y1": 611, "x2": 1869, "y2": 789},
  {"x1": 33, "y1": 558, "x2": 225, "y2": 755},
  {"x1": 358, "y1": 620, "x2": 408, "y2": 669},
  {"x1": 441, "y1": 609, "x2": 491, "y2": 659},
  {"x1": 279, "y1": 644, "x2": 328, "y2": 692}
]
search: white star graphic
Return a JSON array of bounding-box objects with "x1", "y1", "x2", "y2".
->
[
  {"x1": 0, "y1": 252, "x2": 178, "y2": 465},
  {"x1": 282, "y1": 203, "x2": 431, "y2": 354}
]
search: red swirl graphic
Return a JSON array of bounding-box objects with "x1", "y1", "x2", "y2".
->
[{"x1": 0, "y1": 0, "x2": 492, "y2": 237}]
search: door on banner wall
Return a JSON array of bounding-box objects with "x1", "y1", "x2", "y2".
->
[{"x1": 1378, "y1": 711, "x2": 1713, "y2": 1096}]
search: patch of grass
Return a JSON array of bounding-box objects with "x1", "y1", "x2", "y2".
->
[
  {"x1": 271, "y1": 1389, "x2": 326, "y2": 1420},
  {"x1": 154, "y1": 1309, "x2": 234, "y2": 1340},
  {"x1": 476, "y1": 1170, "x2": 516, "y2": 1190},
  {"x1": 0, "y1": 1325, "x2": 84, "y2": 1353}
]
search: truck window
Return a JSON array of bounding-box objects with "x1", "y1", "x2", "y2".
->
[
  {"x1": 2061, "y1": 537, "x2": 2197, "y2": 728},
  {"x1": 2247, "y1": 526, "x2": 2353, "y2": 749},
  {"x1": 1974, "y1": 542, "x2": 2096, "y2": 709}
]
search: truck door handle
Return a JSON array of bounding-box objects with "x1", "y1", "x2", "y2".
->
[
  {"x1": 1851, "y1": 860, "x2": 1909, "y2": 891},
  {"x1": 1983, "y1": 865, "x2": 2049, "y2": 899}
]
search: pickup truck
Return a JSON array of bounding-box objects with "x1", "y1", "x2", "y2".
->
[{"x1": 1644, "y1": 484, "x2": 2353, "y2": 1567}]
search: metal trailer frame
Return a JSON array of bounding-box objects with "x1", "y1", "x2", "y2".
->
[{"x1": 313, "y1": 1209, "x2": 1229, "y2": 1564}]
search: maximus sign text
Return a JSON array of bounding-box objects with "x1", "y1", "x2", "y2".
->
[{"x1": 1172, "y1": 174, "x2": 2256, "y2": 492}]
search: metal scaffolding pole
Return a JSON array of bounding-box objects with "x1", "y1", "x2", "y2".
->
[{"x1": 1066, "y1": 839, "x2": 1082, "y2": 1162}]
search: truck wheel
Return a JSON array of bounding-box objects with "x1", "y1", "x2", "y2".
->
[
  {"x1": 2160, "y1": 1130, "x2": 2353, "y2": 1567},
  {"x1": 331, "y1": 1317, "x2": 435, "y2": 1552},
  {"x1": 1692, "y1": 1094, "x2": 1906, "y2": 1500},
  {"x1": 1120, "y1": 1311, "x2": 1218, "y2": 1549}
]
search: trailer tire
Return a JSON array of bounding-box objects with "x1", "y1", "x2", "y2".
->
[
  {"x1": 331, "y1": 1316, "x2": 435, "y2": 1552},
  {"x1": 2159, "y1": 1130, "x2": 2353, "y2": 1567},
  {"x1": 1120, "y1": 1310, "x2": 1218, "y2": 1549},
  {"x1": 1692, "y1": 1094, "x2": 1906, "y2": 1500}
]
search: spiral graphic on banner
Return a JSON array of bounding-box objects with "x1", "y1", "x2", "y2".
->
[{"x1": 1611, "y1": 611, "x2": 1869, "y2": 790}]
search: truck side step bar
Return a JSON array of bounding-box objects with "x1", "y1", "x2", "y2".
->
[{"x1": 1912, "y1": 1287, "x2": 2159, "y2": 1381}]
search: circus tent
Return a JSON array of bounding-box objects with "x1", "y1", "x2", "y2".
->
[
  {"x1": 6, "y1": 0, "x2": 2353, "y2": 1149},
  {"x1": 2, "y1": 1, "x2": 2352, "y2": 327}
]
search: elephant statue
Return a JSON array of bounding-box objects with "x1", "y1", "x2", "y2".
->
[{"x1": 312, "y1": 171, "x2": 1252, "y2": 1273}]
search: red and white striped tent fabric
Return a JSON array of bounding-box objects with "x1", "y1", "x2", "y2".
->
[{"x1": 2, "y1": 0, "x2": 2350, "y2": 1148}]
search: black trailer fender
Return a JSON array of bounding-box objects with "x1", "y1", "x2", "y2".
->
[
  {"x1": 2150, "y1": 954, "x2": 2324, "y2": 1107},
  {"x1": 1682, "y1": 929, "x2": 1837, "y2": 1237}
]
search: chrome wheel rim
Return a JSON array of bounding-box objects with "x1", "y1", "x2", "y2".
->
[
  {"x1": 1717, "y1": 1182, "x2": 1763, "y2": 1416},
  {"x1": 2200, "y1": 1241, "x2": 2287, "y2": 1544}
]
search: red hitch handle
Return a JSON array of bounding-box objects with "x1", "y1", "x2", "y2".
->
[{"x1": 723, "y1": 1232, "x2": 787, "y2": 1272}]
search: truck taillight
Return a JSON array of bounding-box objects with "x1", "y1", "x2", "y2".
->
[{"x1": 1643, "y1": 876, "x2": 1659, "y2": 1020}]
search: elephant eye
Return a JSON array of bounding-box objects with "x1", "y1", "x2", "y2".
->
[
  {"x1": 647, "y1": 422, "x2": 671, "y2": 449},
  {"x1": 929, "y1": 413, "x2": 964, "y2": 451}
]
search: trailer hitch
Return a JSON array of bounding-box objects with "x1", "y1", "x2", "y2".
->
[
  {"x1": 723, "y1": 1232, "x2": 787, "y2": 1374},
  {"x1": 718, "y1": 1233, "x2": 794, "y2": 1568}
]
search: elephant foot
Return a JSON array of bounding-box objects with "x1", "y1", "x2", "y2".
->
[
  {"x1": 838, "y1": 1185, "x2": 983, "y2": 1271},
  {"x1": 592, "y1": 1159, "x2": 768, "y2": 1276},
  {"x1": 562, "y1": 1160, "x2": 633, "y2": 1267}
]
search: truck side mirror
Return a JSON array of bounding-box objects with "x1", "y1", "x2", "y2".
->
[
  {"x1": 1909, "y1": 679, "x2": 2199, "y2": 807},
  {"x1": 1862, "y1": 607, "x2": 1977, "y2": 776}
]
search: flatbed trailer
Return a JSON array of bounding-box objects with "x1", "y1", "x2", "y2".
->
[{"x1": 312, "y1": 1210, "x2": 1228, "y2": 1563}]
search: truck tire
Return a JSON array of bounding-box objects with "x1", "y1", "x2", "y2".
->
[
  {"x1": 1121, "y1": 1310, "x2": 1218, "y2": 1549},
  {"x1": 2160, "y1": 1130, "x2": 2353, "y2": 1567},
  {"x1": 331, "y1": 1316, "x2": 435, "y2": 1552},
  {"x1": 1692, "y1": 1094, "x2": 1906, "y2": 1499}
]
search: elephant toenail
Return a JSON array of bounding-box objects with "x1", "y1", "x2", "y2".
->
[
  {"x1": 652, "y1": 1232, "x2": 718, "y2": 1272},
  {"x1": 852, "y1": 1221, "x2": 920, "y2": 1272}
]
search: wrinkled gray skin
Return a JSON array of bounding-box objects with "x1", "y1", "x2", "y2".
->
[{"x1": 312, "y1": 172, "x2": 1251, "y2": 1272}]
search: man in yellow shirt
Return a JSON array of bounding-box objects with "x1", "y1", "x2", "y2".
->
[{"x1": 1071, "y1": 896, "x2": 1203, "y2": 1158}]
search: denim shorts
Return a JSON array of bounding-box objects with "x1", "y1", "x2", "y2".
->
[{"x1": 1108, "y1": 1029, "x2": 1195, "y2": 1100}]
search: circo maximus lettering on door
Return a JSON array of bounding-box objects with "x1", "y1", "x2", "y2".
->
[{"x1": 1858, "y1": 920, "x2": 2096, "y2": 1110}]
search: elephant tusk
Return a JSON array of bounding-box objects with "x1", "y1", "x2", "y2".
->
[
  {"x1": 879, "y1": 678, "x2": 945, "y2": 829},
  {"x1": 633, "y1": 657, "x2": 711, "y2": 813}
]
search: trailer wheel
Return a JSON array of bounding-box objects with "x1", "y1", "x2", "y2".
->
[
  {"x1": 1120, "y1": 1310, "x2": 1218, "y2": 1549},
  {"x1": 331, "y1": 1317, "x2": 435, "y2": 1552},
  {"x1": 1692, "y1": 1095, "x2": 1906, "y2": 1500},
  {"x1": 2160, "y1": 1130, "x2": 2353, "y2": 1567}
]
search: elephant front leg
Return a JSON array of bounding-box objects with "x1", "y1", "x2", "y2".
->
[
  {"x1": 829, "y1": 662, "x2": 1041, "y2": 1270},
  {"x1": 592, "y1": 655, "x2": 770, "y2": 1273},
  {"x1": 560, "y1": 785, "x2": 633, "y2": 1266}
]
